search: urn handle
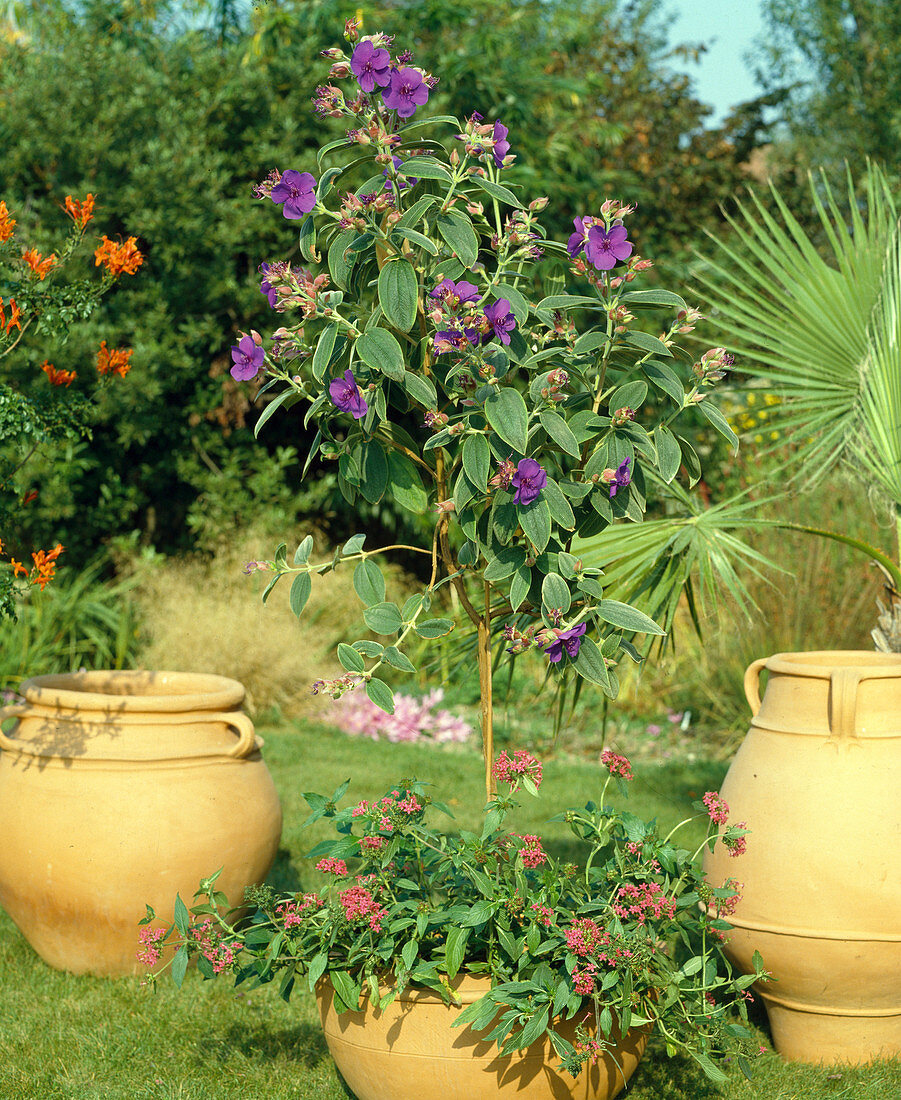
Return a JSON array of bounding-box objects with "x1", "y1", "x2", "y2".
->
[
  {"x1": 207, "y1": 711, "x2": 258, "y2": 758},
  {"x1": 0, "y1": 705, "x2": 27, "y2": 751},
  {"x1": 743, "y1": 658, "x2": 769, "y2": 716},
  {"x1": 828, "y1": 667, "x2": 862, "y2": 741}
]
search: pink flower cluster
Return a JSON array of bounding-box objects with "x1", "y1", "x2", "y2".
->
[
  {"x1": 724, "y1": 823, "x2": 748, "y2": 859},
  {"x1": 515, "y1": 834, "x2": 547, "y2": 869},
  {"x1": 329, "y1": 687, "x2": 472, "y2": 744},
  {"x1": 565, "y1": 917, "x2": 605, "y2": 957},
  {"x1": 703, "y1": 791, "x2": 729, "y2": 826},
  {"x1": 360, "y1": 835, "x2": 388, "y2": 853},
  {"x1": 714, "y1": 880, "x2": 743, "y2": 919},
  {"x1": 612, "y1": 882, "x2": 676, "y2": 925},
  {"x1": 136, "y1": 925, "x2": 167, "y2": 968},
  {"x1": 351, "y1": 788, "x2": 424, "y2": 835},
  {"x1": 315, "y1": 857, "x2": 348, "y2": 876},
  {"x1": 276, "y1": 894, "x2": 323, "y2": 928},
  {"x1": 339, "y1": 885, "x2": 388, "y2": 931},
  {"x1": 188, "y1": 919, "x2": 241, "y2": 975},
  {"x1": 530, "y1": 903, "x2": 554, "y2": 927},
  {"x1": 572, "y1": 962, "x2": 599, "y2": 995},
  {"x1": 600, "y1": 749, "x2": 633, "y2": 780},
  {"x1": 492, "y1": 749, "x2": 543, "y2": 789}
]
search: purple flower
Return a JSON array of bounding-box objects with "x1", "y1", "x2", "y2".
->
[
  {"x1": 511, "y1": 458, "x2": 547, "y2": 506},
  {"x1": 270, "y1": 170, "x2": 317, "y2": 220},
  {"x1": 492, "y1": 120, "x2": 510, "y2": 168},
  {"x1": 585, "y1": 224, "x2": 633, "y2": 271},
  {"x1": 567, "y1": 216, "x2": 589, "y2": 258},
  {"x1": 544, "y1": 623, "x2": 586, "y2": 664},
  {"x1": 230, "y1": 335, "x2": 264, "y2": 382},
  {"x1": 609, "y1": 456, "x2": 632, "y2": 498},
  {"x1": 382, "y1": 67, "x2": 430, "y2": 118},
  {"x1": 350, "y1": 40, "x2": 391, "y2": 93},
  {"x1": 383, "y1": 156, "x2": 418, "y2": 191},
  {"x1": 259, "y1": 262, "x2": 278, "y2": 308},
  {"x1": 484, "y1": 299, "x2": 516, "y2": 345},
  {"x1": 430, "y1": 278, "x2": 479, "y2": 307},
  {"x1": 328, "y1": 369, "x2": 369, "y2": 420},
  {"x1": 433, "y1": 326, "x2": 480, "y2": 354}
]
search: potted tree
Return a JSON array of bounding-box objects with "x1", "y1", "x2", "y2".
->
[{"x1": 144, "y1": 20, "x2": 769, "y2": 1096}]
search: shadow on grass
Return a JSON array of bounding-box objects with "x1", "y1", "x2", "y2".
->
[
  {"x1": 264, "y1": 847, "x2": 305, "y2": 895},
  {"x1": 623, "y1": 1042, "x2": 722, "y2": 1099},
  {"x1": 197, "y1": 1019, "x2": 328, "y2": 1068}
]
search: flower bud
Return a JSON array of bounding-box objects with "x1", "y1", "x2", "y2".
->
[
  {"x1": 529, "y1": 197, "x2": 549, "y2": 211},
  {"x1": 329, "y1": 62, "x2": 352, "y2": 79}
]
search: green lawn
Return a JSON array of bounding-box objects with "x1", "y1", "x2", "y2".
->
[{"x1": 0, "y1": 721, "x2": 897, "y2": 1100}]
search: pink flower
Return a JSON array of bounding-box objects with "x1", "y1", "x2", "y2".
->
[
  {"x1": 600, "y1": 749, "x2": 633, "y2": 780},
  {"x1": 516, "y1": 834, "x2": 547, "y2": 869},
  {"x1": 361, "y1": 835, "x2": 387, "y2": 853},
  {"x1": 315, "y1": 857, "x2": 348, "y2": 876},
  {"x1": 724, "y1": 823, "x2": 748, "y2": 859},
  {"x1": 703, "y1": 791, "x2": 729, "y2": 826},
  {"x1": 612, "y1": 882, "x2": 676, "y2": 925},
  {"x1": 530, "y1": 903, "x2": 554, "y2": 927},
  {"x1": 565, "y1": 918, "x2": 604, "y2": 957},
  {"x1": 136, "y1": 926, "x2": 167, "y2": 968},
  {"x1": 572, "y1": 962, "x2": 598, "y2": 995},
  {"x1": 492, "y1": 749, "x2": 543, "y2": 789},
  {"x1": 339, "y1": 884, "x2": 388, "y2": 932}
]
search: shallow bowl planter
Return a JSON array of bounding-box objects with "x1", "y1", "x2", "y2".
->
[
  {"x1": 317, "y1": 974, "x2": 649, "y2": 1100},
  {"x1": 704, "y1": 651, "x2": 901, "y2": 1063},
  {"x1": 0, "y1": 670, "x2": 282, "y2": 976}
]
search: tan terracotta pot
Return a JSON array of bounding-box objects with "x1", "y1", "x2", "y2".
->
[
  {"x1": 704, "y1": 651, "x2": 901, "y2": 1063},
  {"x1": 0, "y1": 670, "x2": 282, "y2": 977},
  {"x1": 317, "y1": 974, "x2": 648, "y2": 1100}
]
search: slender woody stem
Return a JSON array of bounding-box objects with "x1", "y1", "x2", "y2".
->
[{"x1": 479, "y1": 578, "x2": 495, "y2": 800}]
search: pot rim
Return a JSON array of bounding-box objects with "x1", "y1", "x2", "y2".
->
[
  {"x1": 761, "y1": 650, "x2": 901, "y2": 680},
  {"x1": 18, "y1": 670, "x2": 245, "y2": 713}
]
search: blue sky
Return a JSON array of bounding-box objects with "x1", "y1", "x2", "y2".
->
[{"x1": 665, "y1": 0, "x2": 768, "y2": 124}]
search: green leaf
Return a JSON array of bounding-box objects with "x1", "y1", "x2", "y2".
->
[
  {"x1": 655, "y1": 425, "x2": 682, "y2": 482},
  {"x1": 391, "y1": 226, "x2": 439, "y2": 255},
  {"x1": 597, "y1": 599, "x2": 666, "y2": 635},
  {"x1": 573, "y1": 331, "x2": 609, "y2": 355},
  {"x1": 254, "y1": 389, "x2": 295, "y2": 439},
  {"x1": 353, "y1": 559, "x2": 386, "y2": 606},
  {"x1": 330, "y1": 971, "x2": 360, "y2": 1013},
  {"x1": 383, "y1": 646, "x2": 416, "y2": 673},
  {"x1": 358, "y1": 440, "x2": 388, "y2": 504},
  {"x1": 173, "y1": 894, "x2": 189, "y2": 935},
  {"x1": 171, "y1": 944, "x2": 189, "y2": 988},
  {"x1": 535, "y1": 294, "x2": 602, "y2": 311},
  {"x1": 644, "y1": 360, "x2": 685, "y2": 404},
  {"x1": 444, "y1": 926, "x2": 470, "y2": 980},
  {"x1": 378, "y1": 258, "x2": 419, "y2": 332},
  {"x1": 696, "y1": 399, "x2": 739, "y2": 453},
  {"x1": 363, "y1": 602, "x2": 404, "y2": 634},
  {"x1": 509, "y1": 565, "x2": 531, "y2": 611},
  {"x1": 397, "y1": 194, "x2": 438, "y2": 228},
  {"x1": 365, "y1": 677, "x2": 395, "y2": 714},
  {"x1": 414, "y1": 617, "x2": 455, "y2": 638},
  {"x1": 573, "y1": 635, "x2": 612, "y2": 691},
  {"x1": 289, "y1": 572, "x2": 312, "y2": 617},
  {"x1": 678, "y1": 435, "x2": 702, "y2": 486},
  {"x1": 337, "y1": 643, "x2": 365, "y2": 673},
  {"x1": 494, "y1": 282, "x2": 530, "y2": 323},
  {"x1": 353, "y1": 640, "x2": 384, "y2": 658},
  {"x1": 343, "y1": 534, "x2": 366, "y2": 555},
  {"x1": 484, "y1": 387, "x2": 528, "y2": 454},
  {"x1": 625, "y1": 330, "x2": 673, "y2": 357},
  {"x1": 312, "y1": 323, "x2": 340, "y2": 381},
  {"x1": 519, "y1": 498, "x2": 551, "y2": 553},
  {"x1": 462, "y1": 433, "x2": 490, "y2": 490},
  {"x1": 356, "y1": 328, "x2": 405, "y2": 382},
  {"x1": 462, "y1": 900, "x2": 494, "y2": 927},
  {"x1": 543, "y1": 478, "x2": 575, "y2": 529},
  {"x1": 470, "y1": 175, "x2": 522, "y2": 207},
  {"x1": 483, "y1": 546, "x2": 526, "y2": 582},
  {"x1": 298, "y1": 215, "x2": 317, "y2": 262},
  {"x1": 436, "y1": 211, "x2": 479, "y2": 268},
  {"x1": 386, "y1": 452, "x2": 429, "y2": 514},
  {"x1": 609, "y1": 380, "x2": 648, "y2": 412},
  {"x1": 400, "y1": 156, "x2": 453, "y2": 181},
  {"x1": 402, "y1": 370, "x2": 438, "y2": 408},
  {"x1": 293, "y1": 535, "x2": 313, "y2": 564},
  {"x1": 621, "y1": 289, "x2": 688, "y2": 310},
  {"x1": 541, "y1": 573, "x2": 571, "y2": 614},
  {"x1": 539, "y1": 410, "x2": 580, "y2": 457}
]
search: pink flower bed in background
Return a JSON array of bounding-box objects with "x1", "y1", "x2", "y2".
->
[{"x1": 327, "y1": 687, "x2": 472, "y2": 744}]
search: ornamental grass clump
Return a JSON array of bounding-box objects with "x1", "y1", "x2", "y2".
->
[{"x1": 149, "y1": 20, "x2": 766, "y2": 1084}]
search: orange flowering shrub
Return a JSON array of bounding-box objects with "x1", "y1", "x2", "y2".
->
[
  {"x1": 41, "y1": 360, "x2": 77, "y2": 386},
  {"x1": 96, "y1": 340, "x2": 132, "y2": 377},
  {"x1": 0, "y1": 191, "x2": 142, "y2": 616},
  {"x1": 94, "y1": 234, "x2": 144, "y2": 277},
  {"x1": 21, "y1": 247, "x2": 57, "y2": 280}
]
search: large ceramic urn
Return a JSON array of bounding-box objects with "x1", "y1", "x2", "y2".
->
[
  {"x1": 0, "y1": 670, "x2": 282, "y2": 976},
  {"x1": 317, "y1": 974, "x2": 649, "y2": 1100},
  {"x1": 704, "y1": 651, "x2": 901, "y2": 1063}
]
